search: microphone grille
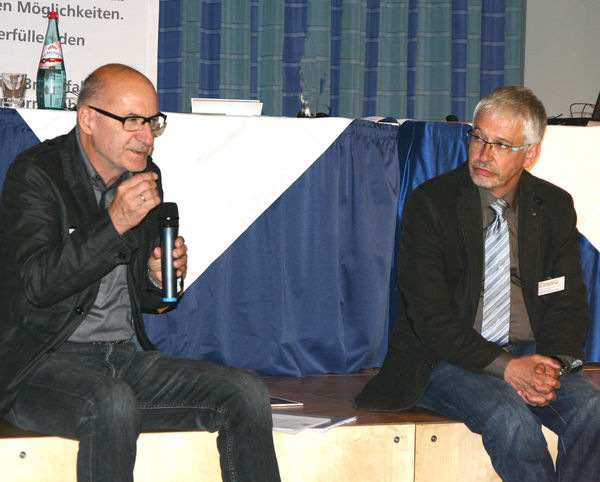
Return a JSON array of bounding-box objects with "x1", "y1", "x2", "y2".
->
[{"x1": 158, "y1": 202, "x2": 179, "y2": 224}]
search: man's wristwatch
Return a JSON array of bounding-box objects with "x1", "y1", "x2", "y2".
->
[{"x1": 551, "y1": 356, "x2": 583, "y2": 378}]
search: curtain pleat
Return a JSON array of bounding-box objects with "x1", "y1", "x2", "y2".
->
[
  {"x1": 282, "y1": 0, "x2": 307, "y2": 117},
  {"x1": 250, "y1": 1, "x2": 259, "y2": 99},
  {"x1": 157, "y1": 0, "x2": 183, "y2": 112},
  {"x1": 199, "y1": 1, "x2": 221, "y2": 98},
  {"x1": 330, "y1": 0, "x2": 343, "y2": 115},
  {"x1": 362, "y1": 0, "x2": 380, "y2": 117},
  {"x1": 480, "y1": 0, "x2": 505, "y2": 98},
  {"x1": 451, "y1": 0, "x2": 467, "y2": 121}
]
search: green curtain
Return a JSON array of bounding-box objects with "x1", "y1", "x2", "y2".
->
[{"x1": 158, "y1": 0, "x2": 525, "y2": 120}]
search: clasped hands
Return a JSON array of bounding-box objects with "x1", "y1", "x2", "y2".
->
[
  {"x1": 107, "y1": 172, "x2": 188, "y2": 286},
  {"x1": 504, "y1": 354, "x2": 562, "y2": 407}
]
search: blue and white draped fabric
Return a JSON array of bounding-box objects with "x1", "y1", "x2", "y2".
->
[
  {"x1": 148, "y1": 117, "x2": 400, "y2": 376},
  {"x1": 2, "y1": 108, "x2": 600, "y2": 376}
]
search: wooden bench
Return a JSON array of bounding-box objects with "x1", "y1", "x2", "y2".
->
[{"x1": 1, "y1": 366, "x2": 598, "y2": 481}]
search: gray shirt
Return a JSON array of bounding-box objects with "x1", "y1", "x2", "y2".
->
[{"x1": 67, "y1": 129, "x2": 135, "y2": 343}]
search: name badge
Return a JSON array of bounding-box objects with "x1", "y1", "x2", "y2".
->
[{"x1": 538, "y1": 276, "x2": 565, "y2": 296}]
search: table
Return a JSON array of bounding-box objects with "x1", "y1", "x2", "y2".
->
[{"x1": 1, "y1": 107, "x2": 599, "y2": 375}]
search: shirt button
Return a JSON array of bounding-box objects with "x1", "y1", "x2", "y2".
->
[{"x1": 75, "y1": 307, "x2": 84, "y2": 315}]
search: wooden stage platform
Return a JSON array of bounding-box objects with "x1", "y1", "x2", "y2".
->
[{"x1": 1, "y1": 367, "x2": 599, "y2": 481}]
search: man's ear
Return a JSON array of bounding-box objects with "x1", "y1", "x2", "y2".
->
[
  {"x1": 78, "y1": 106, "x2": 94, "y2": 135},
  {"x1": 523, "y1": 142, "x2": 541, "y2": 170}
]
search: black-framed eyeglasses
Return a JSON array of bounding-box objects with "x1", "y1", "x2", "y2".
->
[
  {"x1": 88, "y1": 106, "x2": 167, "y2": 137},
  {"x1": 466, "y1": 129, "x2": 529, "y2": 154}
]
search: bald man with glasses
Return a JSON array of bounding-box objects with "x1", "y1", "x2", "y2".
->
[
  {"x1": 356, "y1": 86, "x2": 600, "y2": 481},
  {"x1": 0, "y1": 64, "x2": 280, "y2": 482}
]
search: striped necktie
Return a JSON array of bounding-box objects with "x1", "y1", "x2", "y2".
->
[{"x1": 481, "y1": 198, "x2": 510, "y2": 346}]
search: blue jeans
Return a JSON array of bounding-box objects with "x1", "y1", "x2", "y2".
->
[
  {"x1": 3, "y1": 341, "x2": 280, "y2": 482},
  {"x1": 417, "y1": 343, "x2": 600, "y2": 481}
]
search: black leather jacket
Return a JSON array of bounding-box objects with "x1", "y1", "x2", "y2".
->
[{"x1": 0, "y1": 128, "x2": 165, "y2": 416}]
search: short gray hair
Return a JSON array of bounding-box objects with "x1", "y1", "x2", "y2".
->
[{"x1": 473, "y1": 86, "x2": 547, "y2": 144}]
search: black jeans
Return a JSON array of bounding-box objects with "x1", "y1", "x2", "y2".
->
[{"x1": 3, "y1": 341, "x2": 280, "y2": 482}]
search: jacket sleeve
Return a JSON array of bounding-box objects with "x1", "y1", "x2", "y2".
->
[
  {"x1": 2, "y1": 158, "x2": 139, "y2": 308},
  {"x1": 395, "y1": 187, "x2": 503, "y2": 372}
]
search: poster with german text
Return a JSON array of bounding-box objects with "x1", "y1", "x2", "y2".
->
[{"x1": 0, "y1": 0, "x2": 159, "y2": 109}]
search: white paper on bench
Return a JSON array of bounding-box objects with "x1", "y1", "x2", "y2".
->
[{"x1": 272, "y1": 412, "x2": 356, "y2": 434}]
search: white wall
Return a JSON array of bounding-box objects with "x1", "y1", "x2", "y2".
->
[{"x1": 524, "y1": 0, "x2": 600, "y2": 118}]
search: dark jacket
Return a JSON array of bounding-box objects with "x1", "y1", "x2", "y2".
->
[
  {"x1": 0, "y1": 128, "x2": 165, "y2": 416},
  {"x1": 355, "y1": 162, "x2": 590, "y2": 411}
]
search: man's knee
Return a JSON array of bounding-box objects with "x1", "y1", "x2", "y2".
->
[
  {"x1": 83, "y1": 380, "x2": 140, "y2": 429},
  {"x1": 225, "y1": 368, "x2": 271, "y2": 415},
  {"x1": 569, "y1": 390, "x2": 600, "y2": 431},
  {"x1": 482, "y1": 400, "x2": 545, "y2": 446}
]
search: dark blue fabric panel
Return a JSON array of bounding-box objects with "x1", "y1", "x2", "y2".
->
[
  {"x1": 483, "y1": 0, "x2": 506, "y2": 14},
  {"x1": 158, "y1": 60, "x2": 182, "y2": 90},
  {"x1": 159, "y1": 93, "x2": 182, "y2": 111},
  {"x1": 406, "y1": 0, "x2": 418, "y2": 118},
  {"x1": 198, "y1": 1, "x2": 221, "y2": 98},
  {"x1": 284, "y1": 2, "x2": 307, "y2": 31},
  {"x1": 480, "y1": 0, "x2": 505, "y2": 97},
  {"x1": 451, "y1": 0, "x2": 467, "y2": 121},
  {"x1": 0, "y1": 109, "x2": 41, "y2": 183},
  {"x1": 160, "y1": 0, "x2": 183, "y2": 27},
  {"x1": 282, "y1": 0, "x2": 307, "y2": 117},
  {"x1": 250, "y1": 0, "x2": 259, "y2": 99},
  {"x1": 144, "y1": 120, "x2": 400, "y2": 376},
  {"x1": 363, "y1": 72, "x2": 378, "y2": 116},
  {"x1": 329, "y1": 0, "x2": 342, "y2": 117},
  {"x1": 362, "y1": 0, "x2": 380, "y2": 117},
  {"x1": 158, "y1": 31, "x2": 182, "y2": 59},
  {"x1": 158, "y1": 0, "x2": 183, "y2": 112},
  {"x1": 365, "y1": 40, "x2": 379, "y2": 67}
]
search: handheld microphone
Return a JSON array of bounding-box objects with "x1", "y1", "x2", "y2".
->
[{"x1": 158, "y1": 202, "x2": 179, "y2": 303}]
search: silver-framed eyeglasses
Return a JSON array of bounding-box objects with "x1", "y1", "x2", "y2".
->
[
  {"x1": 466, "y1": 130, "x2": 529, "y2": 154},
  {"x1": 88, "y1": 105, "x2": 167, "y2": 137}
]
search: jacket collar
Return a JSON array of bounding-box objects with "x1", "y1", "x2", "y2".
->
[
  {"x1": 517, "y1": 170, "x2": 543, "y2": 287},
  {"x1": 456, "y1": 163, "x2": 484, "y2": 301},
  {"x1": 61, "y1": 128, "x2": 153, "y2": 213},
  {"x1": 61, "y1": 128, "x2": 99, "y2": 216},
  {"x1": 455, "y1": 164, "x2": 543, "y2": 299}
]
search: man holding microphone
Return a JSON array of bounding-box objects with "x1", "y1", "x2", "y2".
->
[{"x1": 0, "y1": 63, "x2": 280, "y2": 482}]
